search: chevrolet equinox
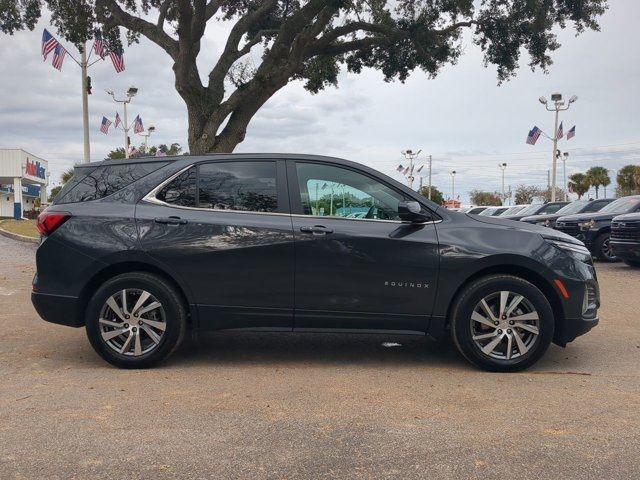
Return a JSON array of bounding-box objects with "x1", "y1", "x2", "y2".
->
[{"x1": 32, "y1": 154, "x2": 600, "y2": 371}]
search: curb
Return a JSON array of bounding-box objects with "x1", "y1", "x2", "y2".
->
[{"x1": 0, "y1": 225, "x2": 39, "y2": 244}]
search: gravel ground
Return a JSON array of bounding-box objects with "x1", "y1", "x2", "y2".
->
[{"x1": 1, "y1": 234, "x2": 639, "y2": 479}]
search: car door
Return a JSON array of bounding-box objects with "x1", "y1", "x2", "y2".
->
[
  {"x1": 136, "y1": 159, "x2": 294, "y2": 331},
  {"x1": 287, "y1": 159, "x2": 440, "y2": 333}
]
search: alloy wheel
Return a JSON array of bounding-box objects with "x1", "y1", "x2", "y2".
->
[
  {"x1": 98, "y1": 289, "x2": 166, "y2": 356},
  {"x1": 470, "y1": 291, "x2": 540, "y2": 360},
  {"x1": 601, "y1": 237, "x2": 616, "y2": 260}
]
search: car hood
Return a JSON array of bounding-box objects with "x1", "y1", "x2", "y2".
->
[
  {"x1": 612, "y1": 212, "x2": 640, "y2": 222},
  {"x1": 556, "y1": 211, "x2": 617, "y2": 223},
  {"x1": 521, "y1": 213, "x2": 562, "y2": 223},
  {"x1": 466, "y1": 214, "x2": 582, "y2": 244}
]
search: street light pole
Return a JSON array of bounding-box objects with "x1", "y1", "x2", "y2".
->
[
  {"x1": 139, "y1": 125, "x2": 156, "y2": 153},
  {"x1": 401, "y1": 149, "x2": 422, "y2": 189},
  {"x1": 427, "y1": 154, "x2": 433, "y2": 200},
  {"x1": 450, "y1": 170, "x2": 457, "y2": 201},
  {"x1": 562, "y1": 152, "x2": 569, "y2": 201},
  {"x1": 499, "y1": 163, "x2": 507, "y2": 205},
  {"x1": 107, "y1": 86, "x2": 138, "y2": 159},
  {"x1": 539, "y1": 93, "x2": 578, "y2": 202},
  {"x1": 80, "y1": 45, "x2": 90, "y2": 164}
]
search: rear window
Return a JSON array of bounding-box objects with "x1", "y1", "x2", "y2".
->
[{"x1": 56, "y1": 162, "x2": 167, "y2": 204}]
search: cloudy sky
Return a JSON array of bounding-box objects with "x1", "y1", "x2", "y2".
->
[{"x1": 1, "y1": 1, "x2": 639, "y2": 202}]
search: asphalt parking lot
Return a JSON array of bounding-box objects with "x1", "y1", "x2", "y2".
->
[{"x1": 1, "y1": 233, "x2": 639, "y2": 480}]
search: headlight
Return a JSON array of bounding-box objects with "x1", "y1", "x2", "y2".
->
[
  {"x1": 547, "y1": 239, "x2": 592, "y2": 263},
  {"x1": 578, "y1": 219, "x2": 596, "y2": 229}
]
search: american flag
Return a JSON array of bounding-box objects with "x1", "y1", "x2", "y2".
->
[
  {"x1": 93, "y1": 32, "x2": 106, "y2": 59},
  {"x1": 114, "y1": 112, "x2": 122, "y2": 128},
  {"x1": 396, "y1": 164, "x2": 404, "y2": 173},
  {"x1": 556, "y1": 121, "x2": 564, "y2": 140},
  {"x1": 403, "y1": 166, "x2": 410, "y2": 175},
  {"x1": 52, "y1": 44, "x2": 66, "y2": 71},
  {"x1": 100, "y1": 116, "x2": 112, "y2": 134},
  {"x1": 567, "y1": 125, "x2": 576, "y2": 140},
  {"x1": 526, "y1": 126, "x2": 542, "y2": 145},
  {"x1": 42, "y1": 29, "x2": 59, "y2": 60},
  {"x1": 133, "y1": 115, "x2": 144, "y2": 134},
  {"x1": 109, "y1": 48, "x2": 125, "y2": 73}
]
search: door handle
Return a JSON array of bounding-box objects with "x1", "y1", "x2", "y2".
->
[
  {"x1": 154, "y1": 216, "x2": 188, "y2": 225},
  {"x1": 300, "y1": 225, "x2": 333, "y2": 235}
]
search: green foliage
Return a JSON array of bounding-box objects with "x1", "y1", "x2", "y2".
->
[
  {"x1": 585, "y1": 166, "x2": 611, "y2": 199},
  {"x1": 417, "y1": 185, "x2": 444, "y2": 205},
  {"x1": 514, "y1": 184, "x2": 542, "y2": 204},
  {"x1": 568, "y1": 173, "x2": 590, "y2": 199},
  {"x1": 106, "y1": 147, "x2": 126, "y2": 160},
  {"x1": 48, "y1": 185, "x2": 62, "y2": 202},
  {"x1": 60, "y1": 167, "x2": 75, "y2": 184},
  {"x1": 469, "y1": 189, "x2": 502, "y2": 206},
  {"x1": 148, "y1": 143, "x2": 182, "y2": 156},
  {"x1": 615, "y1": 165, "x2": 640, "y2": 197}
]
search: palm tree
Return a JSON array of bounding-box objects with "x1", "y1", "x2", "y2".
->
[
  {"x1": 60, "y1": 168, "x2": 75, "y2": 185},
  {"x1": 568, "y1": 173, "x2": 590, "y2": 199},
  {"x1": 586, "y1": 166, "x2": 611, "y2": 199}
]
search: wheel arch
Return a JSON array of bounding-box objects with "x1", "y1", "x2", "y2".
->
[
  {"x1": 444, "y1": 264, "x2": 565, "y2": 340},
  {"x1": 78, "y1": 261, "x2": 195, "y2": 328}
]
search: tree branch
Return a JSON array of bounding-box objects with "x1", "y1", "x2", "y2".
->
[
  {"x1": 156, "y1": 0, "x2": 171, "y2": 28},
  {"x1": 96, "y1": 0, "x2": 178, "y2": 58}
]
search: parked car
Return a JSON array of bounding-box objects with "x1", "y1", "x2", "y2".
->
[
  {"x1": 33, "y1": 154, "x2": 599, "y2": 372},
  {"x1": 555, "y1": 195, "x2": 640, "y2": 261},
  {"x1": 502, "y1": 202, "x2": 570, "y2": 221},
  {"x1": 477, "y1": 206, "x2": 510, "y2": 216},
  {"x1": 498, "y1": 205, "x2": 530, "y2": 217},
  {"x1": 610, "y1": 213, "x2": 640, "y2": 267},
  {"x1": 521, "y1": 199, "x2": 614, "y2": 228}
]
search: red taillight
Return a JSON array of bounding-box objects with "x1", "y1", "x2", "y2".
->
[{"x1": 36, "y1": 211, "x2": 71, "y2": 236}]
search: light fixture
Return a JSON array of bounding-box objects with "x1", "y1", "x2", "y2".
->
[
  {"x1": 538, "y1": 96, "x2": 547, "y2": 104},
  {"x1": 551, "y1": 93, "x2": 562, "y2": 102},
  {"x1": 569, "y1": 95, "x2": 578, "y2": 104},
  {"x1": 127, "y1": 86, "x2": 138, "y2": 97},
  {"x1": 148, "y1": 125, "x2": 156, "y2": 133}
]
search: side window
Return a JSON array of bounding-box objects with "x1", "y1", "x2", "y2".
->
[
  {"x1": 295, "y1": 162, "x2": 409, "y2": 220},
  {"x1": 58, "y1": 162, "x2": 167, "y2": 204},
  {"x1": 198, "y1": 161, "x2": 278, "y2": 212},
  {"x1": 156, "y1": 167, "x2": 197, "y2": 207}
]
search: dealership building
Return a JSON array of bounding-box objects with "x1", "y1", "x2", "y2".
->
[{"x1": 0, "y1": 149, "x2": 49, "y2": 219}]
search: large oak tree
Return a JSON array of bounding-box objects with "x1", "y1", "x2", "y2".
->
[{"x1": 2, "y1": 0, "x2": 608, "y2": 154}]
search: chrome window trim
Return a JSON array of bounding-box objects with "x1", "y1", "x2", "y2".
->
[{"x1": 142, "y1": 163, "x2": 442, "y2": 225}]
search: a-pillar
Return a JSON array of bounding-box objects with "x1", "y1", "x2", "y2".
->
[{"x1": 13, "y1": 177, "x2": 22, "y2": 220}]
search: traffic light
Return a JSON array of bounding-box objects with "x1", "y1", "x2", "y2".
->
[{"x1": 86, "y1": 76, "x2": 92, "y2": 95}]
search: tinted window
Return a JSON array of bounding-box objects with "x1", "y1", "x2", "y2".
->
[
  {"x1": 156, "y1": 167, "x2": 197, "y2": 207},
  {"x1": 295, "y1": 162, "x2": 409, "y2": 220},
  {"x1": 538, "y1": 203, "x2": 567, "y2": 214},
  {"x1": 582, "y1": 200, "x2": 611, "y2": 213},
  {"x1": 198, "y1": 162, "x2": 277, "y2": 212},
  {"x1": 599, "y1": 197, "x2": 640, "y2": 214},
  {"x1": 555, "y1": 201, "x2": 588, "y2": 215},
  {"x1": 58, "y1": 162, "x2": 167, "y2": 204}
]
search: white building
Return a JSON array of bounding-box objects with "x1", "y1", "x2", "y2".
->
[{"x1": 0, "y1": 149, "x2": 49, "y2": 219}]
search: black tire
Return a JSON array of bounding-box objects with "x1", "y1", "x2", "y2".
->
[
  {"x1": 594, "y1": 233, "x2": 618, "y2": 262},
  {"x1": 85, "y1": 272, "x2": 187, "y2": 368},
  {"x1": 450, "y1": 275, "x2": 554, "y2": 372},
  {"x1": 624, "y1": 259, "x2": 640, "y2": 268}
]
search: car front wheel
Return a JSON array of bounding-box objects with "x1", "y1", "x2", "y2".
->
[
  {"x1": 85, "y1": 272, "x2": 187, "y2": 368},
  {"x1": 450, "y1": 275, "x2": 554, "y2": 372}
]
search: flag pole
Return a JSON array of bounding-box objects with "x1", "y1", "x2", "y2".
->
[{"x1": 80, "y1": 44, "x2": 91, "y2": 163}]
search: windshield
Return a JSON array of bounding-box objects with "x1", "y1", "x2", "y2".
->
[
  {"x1": 478, "y1": 208, "x2": 497, "y2": 216},
  {"x1": 555, "y1": 201, "x2": 588, "y2": 215},
  {"x1": 500, "y1": 206, "x2": 525, "y2": 216},
  {"x1": 539, "y1": 203, "x2": 568, "y2": 214},
  {"x1": 515, "y1": 204, "x2": 543, "y2": 216},
  {"x1": 599, "y1": 197, "x2": 640, "y2": 214}
]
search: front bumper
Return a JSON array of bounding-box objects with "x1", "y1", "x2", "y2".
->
[
  {"x1": 555, "y1": 315, "x2": 599, "y2": 346},
  {"x1": 610, "y1": 241, "x2": 640, "y2": 261},
  {"x1": 31, "y1": 291, "x2": 84, "y2": 327}
]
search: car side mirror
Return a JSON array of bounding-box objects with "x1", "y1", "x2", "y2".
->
[{"x1": 398, "y1": 201, "x2": 430, "y2": 223}]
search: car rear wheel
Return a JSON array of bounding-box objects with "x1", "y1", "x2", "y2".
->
[
  {"x1": 85, "y1": 272, "x2": 187, "y2": 368},
  {"x1": 595, "y1": 233, "x2": 618, "y2": 262},
  {"x1": 450, "y1": 275, "x2": 554, "y2": 372}
]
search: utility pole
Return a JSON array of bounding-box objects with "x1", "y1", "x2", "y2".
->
[
  {"x1": 80, "y1": 45, "x2": 90, "y2": 164},
  {"x1": 107, "y1": 87, "x2": 139, "y2": 159},
  {"x1": 498, "y1": 163, "x2": 507, "y2": 205},
  {"x1": 427, "y1": 155, "x2": 433, "y2": 200},
  {"x1": 400, "y1": 149, "x2": 422, "y2": 189},
  {"x1": 538, "y1": 93, "x2": 578, "y2": 202}
]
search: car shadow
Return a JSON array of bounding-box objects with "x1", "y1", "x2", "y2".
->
[{"x1": 166, "y1": 331, "x2": 466, "y2": 370}]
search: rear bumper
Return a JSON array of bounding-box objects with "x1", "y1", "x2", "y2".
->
[
  {"x1": 610, "y1": 241, "x2": 640, "y2": 260},
  {"x1": 31, "y1": 291, "x2": 84, "y2": 327}
]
